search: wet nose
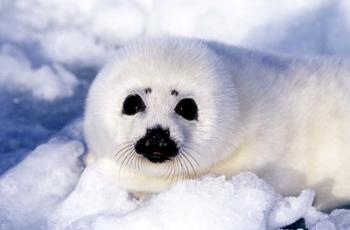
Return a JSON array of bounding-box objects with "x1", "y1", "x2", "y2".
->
[
  {"x1": 146, "y1": 127, "x2": 170, "y2": 147},
  {"x1": 135, "y1": 126, "x2": 178, "y2": 163}
]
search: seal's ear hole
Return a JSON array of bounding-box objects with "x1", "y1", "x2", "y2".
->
[
  {"x1": 122, "y1": 94, "x2": 146, "y2": 115},
  {"x1": 175, "y1": 98, "x2": 198, "y2": 121}
]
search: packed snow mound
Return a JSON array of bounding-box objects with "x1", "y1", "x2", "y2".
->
[
  {"x1": 1, "y1": 0, "x2": 350, "y2": 68},
  {"x1": 0, "y1": 44, "x2": 78, "y2": 101},
  {"x1": 1, "y1": 134, "x2": 349, "y2": 230},
  {"x1": 310, "y1": 210, "x2": 350, "y2": 230},
  {"x1": 0, "y1": 139, "x2": 84, "y2": 229},
  {"x1": 49, "y1": 164, "x2": 313, "y2": 230},
  {"x1": 1, "y1": 0, "x2": 350, "y2": 102}
]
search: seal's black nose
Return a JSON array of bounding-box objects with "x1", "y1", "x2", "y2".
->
[{"x1": 135, "y1": 126, "x2": 178, "y2": 163}]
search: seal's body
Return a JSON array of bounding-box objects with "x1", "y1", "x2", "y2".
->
[{"x1": 84, "y1": 37, "x2": 350, "y2": 209}]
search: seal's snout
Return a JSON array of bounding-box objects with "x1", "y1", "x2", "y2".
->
[{"x1": 135, "y1": 126, "x2": 178, "y2": 163}]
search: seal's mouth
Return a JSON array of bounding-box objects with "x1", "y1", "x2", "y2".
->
[
  {"x1": 142, "y1": 152, "x2": 171, "y2": 163},
  {"x1": 134, "y1": 126, "x2": 179, "y2": 163}
]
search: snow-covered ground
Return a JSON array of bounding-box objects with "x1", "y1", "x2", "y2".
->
[{"x1": 1, "y1": 0, "x2": 350, "y2": 229}]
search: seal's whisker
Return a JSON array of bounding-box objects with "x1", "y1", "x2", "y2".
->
[
  {"x1": 115, "y1": 146, "x2": 133, "y2": 162},
  {"x1": 179, "y1": 151, "x2": 190, "y2": 179},
  {"x1": 168, "y1": 158, "x2": 175, "y2": 183},
  {"x1": 118, "y1": 149, "x2": 133, "y2": 176},
  {"x1": 136, "y1": 155, "x2": 142, "y2": 172},
  {"x1": 182, "y1": 145, "x2": 200, "y2": 167},
  {"x1": 180, "y1": 149, "x2": 198, "y2": 178},
  {"x1": 184, "y1": 154, "x2": 194, "y2": 179},
  {"x1": 125, "y1": 150, "x2": 136, "y2": 168},
  {"x1": 176, "y1": 155, "x2": 185, "y2": 180},
  {"x1": 169, "y1": 158, "x2": 178, "y2": 184},
  {"x1": 175, "y1": 156, "x2": 184, "y2": 181},
  {"x1": 114, "y1": 142, "x2": 134, "y2": 159},
  {"x1": 114, "y1": 141, "x2": 135, "y2": 155},
  {"x1": 162, "y1": 159, "x2": 171, "y2": 180}
]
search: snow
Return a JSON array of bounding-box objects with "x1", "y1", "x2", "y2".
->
[
  {"x1": 0, "y1": 44, "x2": 78, "y2": 101},
  {"x1": 310, "y1": 210, "x2": 350, "y2": 230},
  {"x1": 1, "y1": 0, "x2": 350, "y2": 229},
  {"x1": 1, "y1": 0, "x2": 350, "y2": 100},
  {"x1": 0, "y1": 138, "x2": 84, "y2": 229},
  {"x1": 268, "y1": 190, "x2": 315, "y2": 229},
  {"x1": 0, "y1": 140, "x2": 325, "y2": 230},
  {"x1": 0, "y1": 127, "x2": 347, "y2": 230},
  {"x1": 1, "y1": 0, "x2": 350, "y2": 69}
]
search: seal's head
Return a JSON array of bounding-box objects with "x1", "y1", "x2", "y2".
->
[{"x1": 84, "y1": 37, "x2": 239, "y2": 181}]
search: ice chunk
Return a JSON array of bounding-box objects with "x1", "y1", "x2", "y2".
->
[
  {"x1": 310, "y1": 209, "x2": 350, "y2": 230},
  {"x1": 48, "y1": 159, "x2": 137, "y2": 229},
  {"x1": 50, "y1": 169, "x2": 317, "y2": 230},
  {"x1": 0, "y1": 139, "x2": 84, "y2": 229},
  {"x1": 2, "y1": 147, "x2": 344, "y2": 230},
  {"x1": 268, "y1": 190, "x2": 315, "y2": 228}
]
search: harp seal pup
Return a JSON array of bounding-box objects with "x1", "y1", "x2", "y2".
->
[{"x1": 84, "y1": 37, "x2": 350, "y2": 210}]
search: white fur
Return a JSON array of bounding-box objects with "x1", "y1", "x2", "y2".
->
[{"x1": 84, "y1": 37, "x2": 350, "y2": 209}]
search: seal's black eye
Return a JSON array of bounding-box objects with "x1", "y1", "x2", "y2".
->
[
  {"x1": 175, "y1": 98, "x2": 198, "y2": 121},
  {"x1": 122, "y1": 94, "x2": 146, "y2": 115}
]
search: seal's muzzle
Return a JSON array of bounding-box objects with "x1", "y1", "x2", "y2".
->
[{"x1": 135, "y1": 126, "x2": 179, "y2": 163}]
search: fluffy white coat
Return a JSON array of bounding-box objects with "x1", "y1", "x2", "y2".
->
[{"x1": 84, "y1": 37, "x2": 350, "y2": 209}]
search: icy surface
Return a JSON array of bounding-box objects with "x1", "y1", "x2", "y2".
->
[
  {"x1": 310, "y1": 210, "x2": 350, "y2": 230},
  {"x1": 1, "y1": 0, "x2": 350, "y2": 229},
  {"x1": 58, "y1": 171, "x2": 312, "y2": 230},
  {"x1": 0, "y1": 144, "x2": 323, "y2": 230},
  {"x1": 0, "y1": 138, "x2": 84, "y2": 229},
  {"x1": 0, "y1": 133, "x2": 347, "y2": 229}
]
